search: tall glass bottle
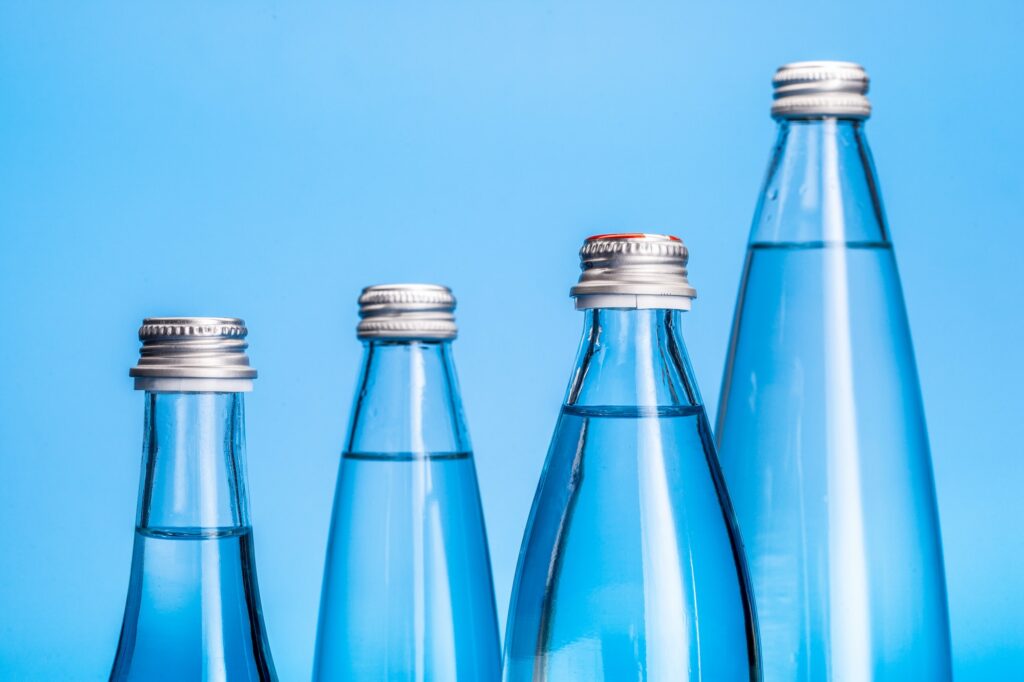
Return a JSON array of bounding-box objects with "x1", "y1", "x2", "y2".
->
[
  {"x1": 112, "y1": 318, "x2": 276, "y2": 681},
  {"x1": 716, "y1": 62, "x2": 952, "y2": 680},
  {"x1": 503, "y1": 234, "x2": 759, "y2": 681},
  {"x1": 314, "y1": 284, "x2": 501, "y2": 681}
]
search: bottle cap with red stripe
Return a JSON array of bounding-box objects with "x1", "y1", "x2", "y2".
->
[{"x1": 570, "y1": 233, "x2": 697, "y2": 311}]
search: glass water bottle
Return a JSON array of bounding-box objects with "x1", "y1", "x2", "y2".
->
[
  {"x1": 111, "y1": 318, "x2": 276, "y2": 681},
  {"x1": 503, "y1": 235, "x2": 759, "y2": 681},
  {"x1": 314, "y1": 284, "x2": 501, "y2": 681},
  {"x1": 716, "y1": 62, "x2": 952, "y2": 680}
]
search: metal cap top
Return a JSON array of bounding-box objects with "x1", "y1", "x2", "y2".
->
[
  {"x1": 357, "y1": 284, "x2": 457, "y2": 341},
  {"x1": 772, "y1": 60, "x2": 871, "y2": 120},
  {"x1": 130, "y1": 317, "x2": 257, "y2": 392},
  {"x1": 570, "y1": 233, "x2": 697, "y2": 311}
]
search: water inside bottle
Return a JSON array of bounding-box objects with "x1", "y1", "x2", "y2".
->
[
  {"x1": 112, "y1": 526, "x2": 273, "y2": 680},
  {"x1": 315, "y1": 450, "x2": 500, "y2": 680},
  {"x1": 520, "y1": 404, "x2": 752, "y2": 680},
  {"x1": 718, "y1": 239, "x2": 951, "y2": 680}
]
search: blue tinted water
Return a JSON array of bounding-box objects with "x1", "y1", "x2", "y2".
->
[
  {"x1": 717, "y1": 242, "x2": 951, "y2": 680},
  {"x1": 110, "y1": 526, "x2": 275, "y2": 681},
  {"x1": 503, "y1": 404, "x2": 756, "y2": 681},
  {"x1": 314, "y1": 451, "x2": 501, "y2": 681}
]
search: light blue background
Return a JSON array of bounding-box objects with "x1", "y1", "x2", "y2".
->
[{"x1": 1, "y1": 1, "x2": 1020, "y2": 679}]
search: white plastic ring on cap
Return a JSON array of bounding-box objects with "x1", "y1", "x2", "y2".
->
[{"x1": 130, "y1": 317, "x2": 257, "y2": 392}]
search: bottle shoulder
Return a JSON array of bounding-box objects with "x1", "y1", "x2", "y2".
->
[
  {"x1": 347, "y1": 341, "x2": 472, "y2": 454},
  {"x1": 750, "y1": 120, "x2": 889, "y2": 246},
  {"x1": 565, "y1": 309, "x2": 705, "y2": 409}
]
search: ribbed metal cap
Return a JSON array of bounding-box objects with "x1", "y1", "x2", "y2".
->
[
  {"x1": 130, "y1": 317, "x2": 256, "y2": 392},
  {"x1": 772, "y1": 61, "x2": 871, "y2": 120},
  {"x1": 570, "y1": 233, "x2": 697, "y2": 311},
  {"x1": 357, "y1": 284, "x2": 457, "y2": 341}
]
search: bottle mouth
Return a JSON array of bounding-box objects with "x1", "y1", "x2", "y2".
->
[
  {"x1": 357, "y1": 284, "x2": 458, "y2": 341},
  {"x1": 129, "y1": 317, "x2": 257, "y2": 392},
  {"x1": 570, "y1": 233, "x2": 696, "y2": 311},
  {"x1": 772, "y1": 60, "x2": 871, "y2": 120}
]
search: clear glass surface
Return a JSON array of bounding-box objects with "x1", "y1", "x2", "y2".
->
[
  {"x1": 111, "y1": 392, "x2": 276, "y2": 681},
  {"x1": 314, "y1": 340, "x2": 501, "y2": 681},
  {"x1": 503, "y1": 309, "x2": 759, "y2": 681},
  {"x1": 716, "y1": 119, "x2": 952, "y2": 680}
]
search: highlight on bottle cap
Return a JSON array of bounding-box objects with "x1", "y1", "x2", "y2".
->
[
  {"x1": 772, "y1": 60, "x2": 871, "y2": 120},
  {"x1": 570, "y1": 233, "x2": 696, "y2": 311},
  {"x1": 357, "y1": 283, "x2": 457, "y2": 341},
  {"x1": 130, "y1": 317, "x2": 257, "y2": 392}
]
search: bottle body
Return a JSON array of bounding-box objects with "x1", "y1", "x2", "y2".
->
[
  {"x1": 111, "y1": 392, "x2": 275, "y2": 681},
  {"x1": 504, "y1": 309, "x2": 758, "y2": 681},
  {"x1": 314, "y1": 339, "x2": 501, "y2": 681},
  {"x1": 716, "y1": 119, "x2": 951, "y2": 679}
]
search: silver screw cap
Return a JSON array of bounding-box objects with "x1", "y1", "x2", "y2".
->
[
  {"x1": 357, "y1": 284, "x2": 457, "y2": 341},
  {"x1": 772, "y1": 60, "x2": 871, "y2": 120},
  {"x1": 570, "y1": 233, "x2": 697, "y2": 311},
  {"x1": 130, "y1": 317, "x2": 257, "y2": 392}
]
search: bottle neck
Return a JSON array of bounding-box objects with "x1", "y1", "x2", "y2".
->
[
  {"x1": 347, "y1": 340, "x2": 470, "y2": 455},
  {"x1": 566, "y1": 308, "x2": 702, "y2": 408},
  {"x1": 137, "y1": 392, "x2": 250, "y2": 531},
  {"x1": 751, "y1": 118, "x2": 888, "y2": 246}
]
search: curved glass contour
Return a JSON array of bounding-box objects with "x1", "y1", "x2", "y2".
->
[
  {"x1": 110, "y1": 392, "x2": 276, "y2": 681},
  {"x1": 503, "y1": 308, "x2": 759, "y2": 681},
  {"x1": 716, "y1": 119, "x2": 952, "y2": 680},
  {"x1": 314, "y1": 339, "x2": 501, "y2": 681}
]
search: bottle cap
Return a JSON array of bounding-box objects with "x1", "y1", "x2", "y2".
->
[
  {"x1": 357, "y1": 284, "x2": 457, "y2": 341},
  {"x1": 570, "y1": 233, "x2": 696, "y2": 311},
  {"x1": 129, "y1": 317, "x2": 257, "y2": 392},
  {"x1": 772, "y1": 61, "x2": 871, "y2": 120}
]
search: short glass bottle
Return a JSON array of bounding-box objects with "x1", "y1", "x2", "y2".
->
[
  {"x1": 111, "y1": 317, "x2": 276, "y2": 681},
  {"x1": 314, "y1": 285, "x2": 501, "y2": 681}
]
